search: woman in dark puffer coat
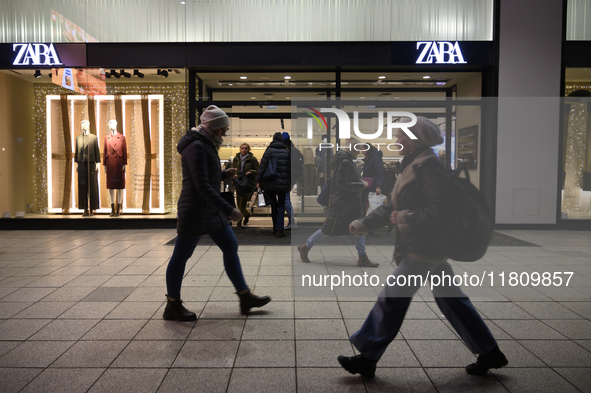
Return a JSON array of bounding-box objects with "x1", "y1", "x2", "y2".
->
[
  {"x1": 164, "y1": 105, "x2": 270, "y2": 321},
  {"x1": 297, "y1": 138, "x2": 378, "y2": 267},
  {"x1": 257, "y1": 132, "x2": 291, "y2": 237}
]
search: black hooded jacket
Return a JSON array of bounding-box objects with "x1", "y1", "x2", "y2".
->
[
  {"x1": 257, "y1": 133, "x2": 291, "y2": 193},
  {"x1": 176, "y1": 128, "x2": 234, "y2": 236}
]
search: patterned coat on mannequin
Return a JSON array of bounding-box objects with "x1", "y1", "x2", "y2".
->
[
  {"x1": 75, "y1": 133, "x2": 101, "y2": 210},
  {"x1": 103, "y1": 132, "x2": 127, "y2": 189}
]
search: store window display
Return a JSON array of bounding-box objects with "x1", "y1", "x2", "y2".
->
[
  {"x1": 75, "y1": 120, "x2": 100, "y2": 216},
  {"x1": 103, "y1": 119, "x2": 127, "y2": 217},
  {"x1": 46, "y1": 94, "x2": 167, "y2": 216}
]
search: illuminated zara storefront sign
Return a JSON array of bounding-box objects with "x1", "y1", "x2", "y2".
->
[
  {"x1": 12, "y1": 43, "x2": 63, "y2": 66},
  {"x1": 416, "y1": 41, "x2": 466, "y2": 64}
]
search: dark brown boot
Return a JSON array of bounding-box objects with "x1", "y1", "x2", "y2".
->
[
  {"x1": 298, "y1": 244, "x2": 311, "y2": 263},
  {"x1": 162, "y1": 295, "x2": 197, "y2": 321},
  {"x1": 358, "y1": 254, "x2": 379, "y2": 268},
  {"x1": 116, "y1": 203, "x2": 122, "y2": 216},
  {"x1": 237, "y1": 289, "x2": 271, "y2": 315},
  {"x1": 109, "y1": 203, "x2": 115, "y2": 217}
]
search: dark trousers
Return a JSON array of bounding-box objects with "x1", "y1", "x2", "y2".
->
[
  {"x1": 236, "y1": 193, "x2": 252, "y2": 219},
  {"x1": 349, "y1": 255, "x2": 497, "y2": 360},
  {"x1": 266, "y1": 191, "x2": 286, "y2": 232},
  {"x1": 166, "y1": 226, "x2": 248, "y2": 299}
]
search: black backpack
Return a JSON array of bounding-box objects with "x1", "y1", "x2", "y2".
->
[{"x1": 446, "y1": 165, "x2": 493, "y2": 262}]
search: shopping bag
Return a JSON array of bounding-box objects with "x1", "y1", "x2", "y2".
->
[
  {"x1": 250, "y1": 191, "x2": 258, "y2": 206},
  {"x1": 233, "y1": 175, "x2": 256, "y2": 196},
  {"x1": 366, "y1": 192, "x2": 386, "y2": 215},
  {"x1": 257, "y1": 189, "x2": 268, "y2": 207}
]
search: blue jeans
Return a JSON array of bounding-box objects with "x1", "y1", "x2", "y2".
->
[
  {"x1": 285, "y1": 192, "x2": 294, "y2": 224},
  {"x1": 349, "y1": 255, "x2": 498, "y2": 361},
  {"x1": 305, "y1": 229, "x2": 366, "y2": 255},
  {"x1": 166, "y1": 225, "x2": 248, "y2": 299}
]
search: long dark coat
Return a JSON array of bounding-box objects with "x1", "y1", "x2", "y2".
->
[
  {"x1": 257, "y1": 137, "x2": 291, "y2": 194},
  {"x1": 176, "y1": 128, "x2": 235, "y2": 236},
  {"x1": 103, "y1": 132, "x2": 127, "y2": 189},
  {"x1": 321, "y1": 150, "x2": 366, "y2": 236},
  {"x1": 75, "y1": 133, "x2": 100, "y2": 209}
]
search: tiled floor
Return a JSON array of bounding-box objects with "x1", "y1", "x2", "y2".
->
[{"x1": 0, "y1": 228, "x2": 590, "y2": 392}]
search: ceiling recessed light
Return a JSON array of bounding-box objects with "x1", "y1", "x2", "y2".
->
[
  {"x1": 285, "y1": 96, "x2": 291, "y2": 100},
  {"x1": 240, "y1": 76, "x2": 247, "y2": 80},
  {"x1": 284, "y1": 76, "x2": 291, "y2": 80},
  {"x1": 423, "y1": 75, "x2": 431, "y2": 79},
  {"x1": 250, "y1": 96, "x2": 256, "y2": 99},
  {"x1": 378, "y1": 76, "x2": 386, "y2": 79},
  {"x1": 228, "y1": 83, "x2": 233, "y2": 86}
]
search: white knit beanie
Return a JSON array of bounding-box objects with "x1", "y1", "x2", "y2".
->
[
  {"x1": 200, "y1": 105, "x2": 230, "y2": 130},
  {"x1": 408, "y1": 116, "x2": 444, "y2": 148}
]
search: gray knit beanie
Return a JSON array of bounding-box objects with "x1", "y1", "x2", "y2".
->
[
  {"x1": 408, "y1": 116, "x2": 443, "y2": 148},
  {"x1": 200, "y1": 105, "x2": 230, "y2": 130}
]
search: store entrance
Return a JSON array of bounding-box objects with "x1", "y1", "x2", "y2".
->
[{"x1": 193, "y1": 69, "x2": 485, "y2": 223}]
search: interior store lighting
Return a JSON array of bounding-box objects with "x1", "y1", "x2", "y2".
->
[
  {"x1": 240, "y1": 76, "x2": 247, "y2": 79},
  {"x1": 157, "y1": 69, "x2": 169, "y2": 78},
  {"x1": 133, "y1": 70, "x2": 144, "y2": 78},
  {"x1": 110, "y1": 70, "x2": 121, "y2": 78},
  {"x1": 378, "y1": 76, "x2": 386, "y2": 79},
  {"x1": 121, "y1": 70, "x2": 131, "y2": 78},
  {"x1": 284, "y1": 76, "x2": 291, "y2": 80},
  {"x1": 423, "y1": 75, "x2": 431, "y2": 79},
  {"x1": 34, "y1": 70, "x2": 42, "y2": 78}
]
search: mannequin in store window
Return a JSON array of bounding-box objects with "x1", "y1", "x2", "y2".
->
[
  {"x1": 75, "y1": 120, "x2": 100, "y2": 216},
  {"x1": 103, "y1": 119, "x2": 127, "y2": 217}
]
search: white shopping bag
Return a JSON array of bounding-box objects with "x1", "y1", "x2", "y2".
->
[
  {"x1": 257, "y1": 190, "x2": 268, "y2": 207},
  {"x1": 366, "y1": 192, "x2": 387, "y2": 215}
]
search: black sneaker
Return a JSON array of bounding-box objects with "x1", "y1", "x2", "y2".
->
[
  {"x1": 465, "y1": 346, "x2": 508, "y2": 376},
  {"x1": 275, "y1": 230, "x2": 286, "y2": 238},
  {"x1": 338, "y1": 354, "x2": 377, "y2": 379}
]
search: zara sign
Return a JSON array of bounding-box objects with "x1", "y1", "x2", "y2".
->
[
  {"x1": 12, "y1": 43, "x2": 63, "y2": 66},
  {"x1": 416, "y1": 41, "x2": 467, "y2": 64}
]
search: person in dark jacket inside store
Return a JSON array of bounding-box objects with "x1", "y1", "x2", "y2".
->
[
  {"x1": 231, "y1": 142, "x2": 259, "y2": 229},
  {"x1": 360, "y1": 144, "x2": 386, "y2": 212},
  {"x1": 164, "y1": 105, "x2": 270, "y2": 321},
  {"x1": 339, "y1": 117, "x2": 507, "y2": 379},
  {"x1": 257, "y1": 132, "x2": 291, "y2": 238},
  {"x1": 297, "y1": 137, "x2": 378, "y2": 267}
]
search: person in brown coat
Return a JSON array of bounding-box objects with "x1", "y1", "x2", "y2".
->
[{"x1": 103, "y1": 119, "x2": 127, "y2": 217}]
